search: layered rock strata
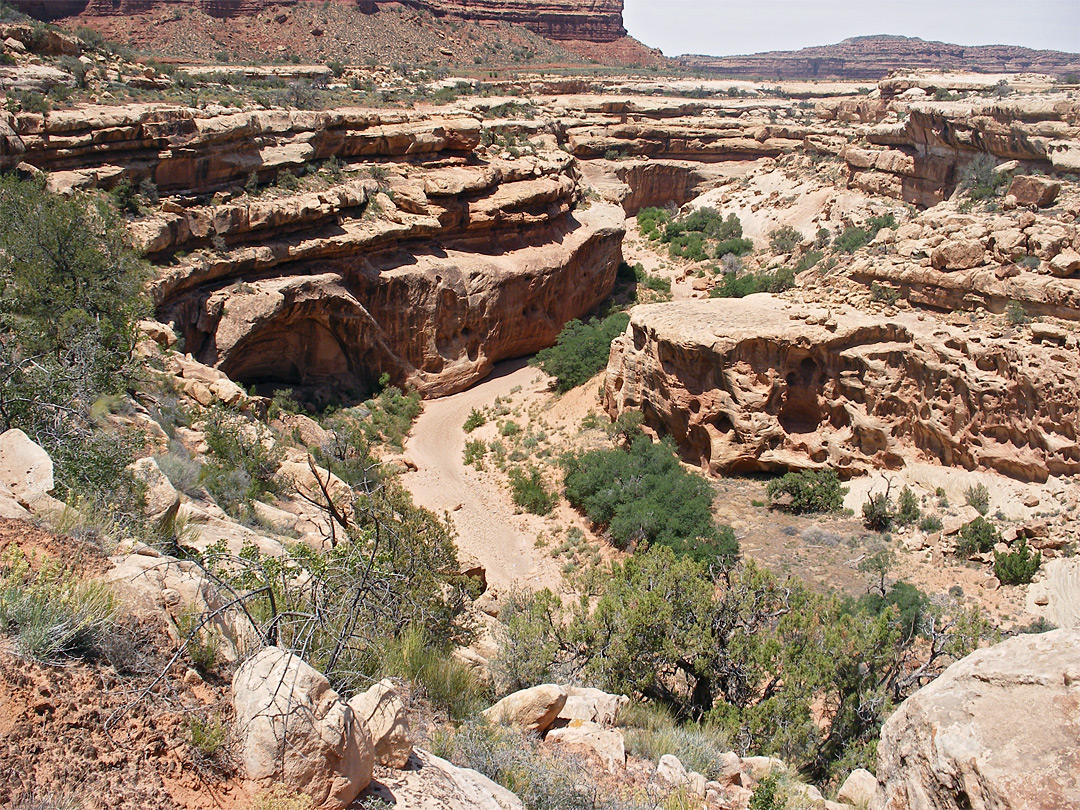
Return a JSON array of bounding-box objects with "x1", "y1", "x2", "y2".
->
[
  {"x1": 603, "y1": 295, "x2": 1080, "y2": 482},
  {"x1": 11, "y1": 0, "x2": 626, "y2": 42},
  {"x1": 0, "y1": 103, "x2": 623, "y2": 399},
  {"x1": 678, "y1": 36, "x2": 1080, "y2": 81}
]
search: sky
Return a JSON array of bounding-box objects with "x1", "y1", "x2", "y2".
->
[{"x1": 622, "y1": 0, "x2": 1080, "y2": 57}]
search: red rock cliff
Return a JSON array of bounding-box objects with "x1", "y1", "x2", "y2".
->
[{"x1": 11, "y1": 0, "x2": 626, "y2": 41}]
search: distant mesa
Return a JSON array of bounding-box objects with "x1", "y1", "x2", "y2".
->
[
  {"x1": 8, "y1": 0, "x2": 627, "y2": 43},
  {"x1": 678, "y1": 35, "x2": 1080, "y2": 81}
]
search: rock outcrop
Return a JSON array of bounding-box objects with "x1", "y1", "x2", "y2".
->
[
  {"x1": 678, "y1": 36, "x2": 1080, "y2": 81},
  {"x1": 603, "y1": 295, "x2": 1080, "y2": 482},
  {"x1": 232, "y1": 647, "x2": 374, "y2": 810},
  {"x1": 482, "y1": 684, "x2": 567, "y2": 733},
  {"x1": 874, "y1": 629, "x2": 1080, "y2": 810}
]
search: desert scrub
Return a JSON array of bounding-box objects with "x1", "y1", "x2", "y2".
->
[
  {"x1": 709, "y1": 266, "x2": 795, "y2": 298},
  {"x1": 0, "y1": 548, "x2": 116, "y2": 661},
  {"x1": 530, "y1": 312, "x2": 629, "y2": 393},
  {"x1": 380, "y1": 626, "x2": 486, "y2": 721},
  {"x1": 200, "y1": 406, "x2": 284, "y2": 521},
  {"x1": 464, "y1": 438, "x2": 487, "y2": 469},
  {"x1": 430, "y1": 719, "x2": 594, "y2": 810},
  {"x1": 362, "y1": 376, "x2": 422, "y2": 449},
  {"x1": 766, "y1": 469, "x2": 847, "y2": 514},
  {"x1": 964, "y1": 483, "x2": 991, "y2": 515},
  {"x1": 508, "y1": 466, "x2": 557, "y2": 515},
  {"x1": 956, "y1": 517, "x2": 1001, "y2": 557},
  {"x1": 463, "y1": 407, "x2": 487, "y2": 433},
  {"x1": 561, "y1": 436, "x2": 738, "y2": 562},
  {"x1": 621, "y1": 702, "x2": 730, "y2": 780}
]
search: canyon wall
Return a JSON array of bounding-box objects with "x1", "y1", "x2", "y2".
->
[
  {"x1": 604, "y1": 296, "x2": 1080, "y2": 483},
  {"x1": 2, "y1": 104, "x2": 623, "y2": 399},
  {"x1": 678, "y1": 35, "x2": 1080, "y2": 81}
]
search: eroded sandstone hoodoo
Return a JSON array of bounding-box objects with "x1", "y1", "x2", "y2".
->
[{"x1": 603, "y1": 295, "x2": 1080, "y2": 482}]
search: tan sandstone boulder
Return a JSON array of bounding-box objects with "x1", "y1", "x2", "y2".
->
[
  {"x1": 0, "y1": 428, "x2": 54, "y2": 505},
  {"x1": 930, "y1": 238, "x2": 985, "y2": 271},
  {"x1": 365, "y1": 748, "x2": 524, "y2": 810},
  {"x1": 1007, "y1": 175, "x2": 1060, "y2": 208},
  {"x1": 482, "y1": 684, "x2": 567, "y2": 734},
  {"x1": 546, "y1": 720, "x2": 626, "y2": 773},
  {"x1": 839, "y1": 767, "x2": 880, "y2": 806},
  {"x1": 555, "y1": 686, "x2": 629, "y2": 727},
  {"x1": 129, "y1": 457, "x2": 181, "y2": 525},
  {"x1": 232, "y1": 647, "x2": 374, "y2": 810},
  {"x1": 347, "y1": 679, "x2": 413, "y2": 769},
  {"x1": 874, "y1": 629, "x2": 1080, "y2": 810}
]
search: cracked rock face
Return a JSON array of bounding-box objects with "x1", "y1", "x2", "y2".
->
[{"x1": 603, "y1": 294, "x2": 1079, "y2": 482}]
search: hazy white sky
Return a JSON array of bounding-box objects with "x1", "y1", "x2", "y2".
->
[{"x1": 623, "y1": 0, "x2": 1080, "y2": 57}]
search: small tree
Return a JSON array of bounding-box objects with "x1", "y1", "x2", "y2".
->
[
  {"x1": 862, "y1": 492, "x2": 895, "y2": 531},
  {"x1": 956, "y1": 517, "x2": 1000, "y2": 557},
  {"x1": 895, "y1": 486, "x2": 920, "y2": 527},
  {"x1": 964, "y1": 483, "x2": 991, "y2": 515},
  {"x1": 858, "y1": 548, "x2": 897, "y2": 597},
  {"x1": 994, "y1": 539, "x2": 1041, "y2": 585}
]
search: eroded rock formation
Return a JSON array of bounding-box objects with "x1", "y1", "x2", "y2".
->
[{"x1": 603, "y1": 295, "x2": 1080, "y2": 482}]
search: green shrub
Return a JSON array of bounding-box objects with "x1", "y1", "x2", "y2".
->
[
  {"x1": 710, "y1": 266, "x2": 795, "y2": 298},
  {"x1": 0, "y1": 175, "x2": 149, "y2": 508},
  {"x1": 964, "y1": 483, "x2": 991, "y2": 515},
  {"x1": 714, "y1": 236, "x2": 754, "y2": 258},
  {"x1": 767, "y1": 225, "x2": 803, "y2": 254},
  {"x1": 507, "y1": 466, "x2": 556, "y2": 515},
  {"x1": 175, "y1": 603, "x2": 220, "y2": 672},
  {"x1": 562, "y1": 436, "x2": 738, "y2": 562},
  {"x1": 463, "y1": 408, "x2": 487, "y2": 433},
  {"x1": 918, "y1": 514, "x2": 943, "y2": 533},
  {"x1": 766, "y1": 469, "x2": 847, "y2": 514},
  {"x1": 200, "y1": 407, "x2": 284, "y2": 520},
  {"x1": 862, "y1": 492, "x2": 894, "y2": 531},
  {"x1": 499, "y1": 420, "x2": 520, "y2": 437},
  {"x1": 464, "y1": 438, "x2": 487, "y2": 468},
  {"x1": 361, "y1": 377, "x2": 422, "y2": 449},
  {"x1": 186, "y1": 712, "x2": 228, "y2": 759},
  {"x1": 994, "y1": 539, "x2": 1041, "y2": 585},
  {"x1": 637, "y1": 206, "x2": 672, "y2": 240},
  {"x1": 834, "y1": 226, "x2": 869, "y2": 253},
  {"x1": 895, "y1": 486, "x2": 920, "y2": 527},
  {"x1": 381, "y1": 627, "x2": 486, "y2": 720},
  {"x1": 530, "y1": 312, "x2": 629, "y2": 393},
  {"x1": 956, "y1": 516, "x2": 1000, "y2": 557},
  {"x1": 959, "y1": 154, "x2": 1008, "y2": 201},
  {"x1": 1005, "y1": 302, "x2": 1030, "y2": 325},
  {"x1": 621, "y1": 702, "x2": 731, "y2": 779}
]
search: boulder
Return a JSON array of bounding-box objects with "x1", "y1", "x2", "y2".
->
[
  {"x1": 0, "y1": 428, "x2": 54, "y2": 505},
  {"x1": 930, "y1": 239, "x2": 985, "y2": 271},
  {"x1": 232, "y1": 647, "x2": 374, "y2": 810},
  {"x1": 1049, "y1": 248, "x2": 1080, "y2": 277},
  {"x1": 546, "y1": 720, "x2": 626, "y2": 773},
  {"x1": 874, "y1": 629, "x2": 1080, "y2": 810},
  {"x1": 656, "y1": 753, "x2": 689, "y2": 786},
  {"x1": 129, "y1": 457, "x2": 181, "y2": 525},
  {"x1": 482, "y1": 685, "x2": 567, "y2": 734},
  {"x1": 1007, "y1": 175, "x2": 1060, "y2": 208},
  {"x1": 740, "y1": 756, "x2": 787, "y2": 781},
  {"x1": 839, "y1": 768, "x2": 880, "y2": 806},
  {"x1": 347, "y1": 679, "x2": 412, "y2": 769},
  {"x1": 364, "y1": 748, "x2": 524, "y2": 810},
  {"x1": 555, "y1": 686, "x2": 628, "y2": 727}
]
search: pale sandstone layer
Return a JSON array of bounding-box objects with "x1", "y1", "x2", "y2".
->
[{"x1": 604, "y1": 295, "x2": 1079, "y2": 483}]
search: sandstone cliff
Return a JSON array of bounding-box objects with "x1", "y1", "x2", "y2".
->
[
  {"x1": 603, "y1": 295, "x2": 1079, "y2": 483},
  {"x1": 1, "y1": 102, "x2": 623, "y2": 400},
  {"x1": 678, "y1": 36, "x2": 1080, "y2": 81}
]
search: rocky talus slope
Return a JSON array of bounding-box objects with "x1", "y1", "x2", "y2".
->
[{"x1": 678, "y1": 35, "x2": 1080, "y2": 81}]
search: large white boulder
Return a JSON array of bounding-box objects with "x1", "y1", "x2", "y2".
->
[
  {"x1": 546, "y1": 720, "x2": 626, "y2": 773},
  {"x1": 482, "y1": 684, "x2": 567, "y2": 734},
  {"x1": 0, "y1": 428, "x2": 53, "y2": 505},
  {"x1": 347, "y1": 679, "x2": 413, "y2": 769},
  {"x1": 232, "y1": 647, "x2": 374, "y2": 810},
  {"x1": 555, "y1": 686, "x2": 628, "y2": 727},
  {"x1": 874, "y1": 629, "x2": 1080, "y2": 810}
]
